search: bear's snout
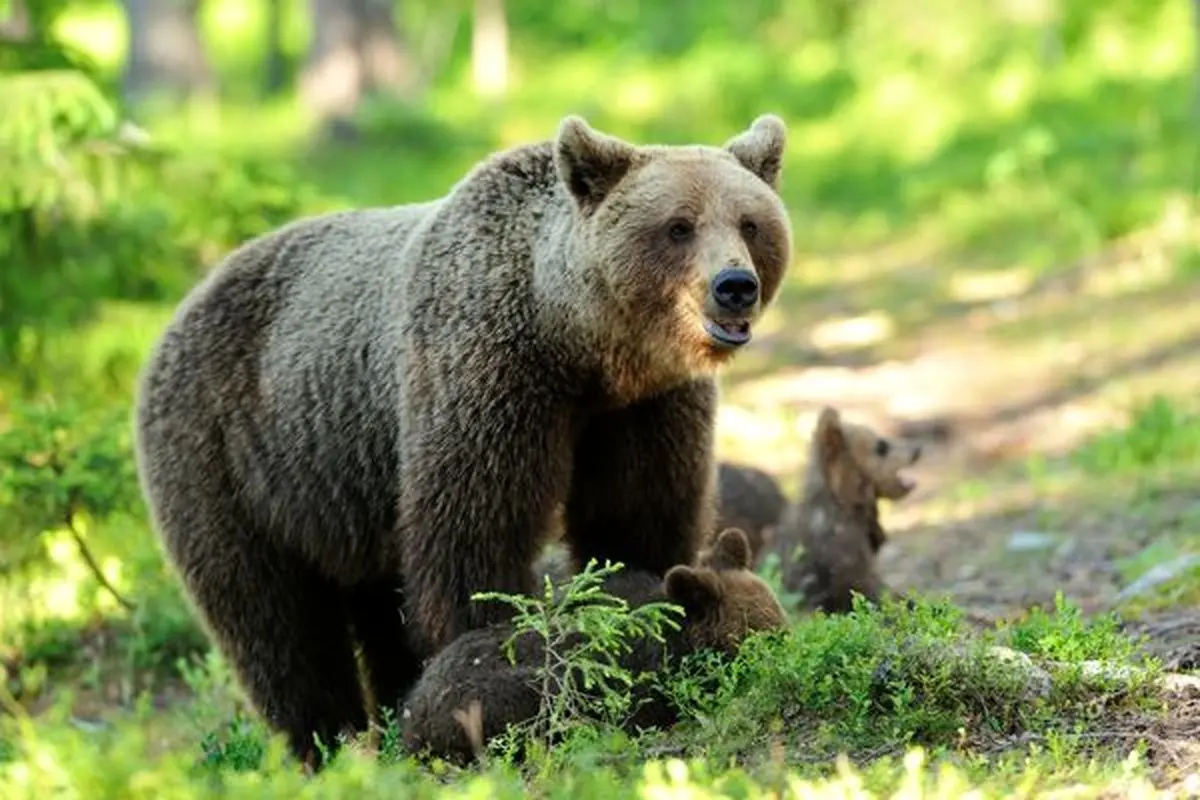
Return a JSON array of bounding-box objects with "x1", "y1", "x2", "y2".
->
[{"x1": 710, "y1": 267, "x2": 760, "y2": 314}]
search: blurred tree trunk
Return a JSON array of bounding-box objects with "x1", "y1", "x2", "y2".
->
[
  {"x1": 471, "y1": 0, "x2": 508, "y2": 98},
  {"x1": 0, "y1": 0, "x2": 30, "y2": 40},
  {"x1": 263, "y1": 0, "x2": 287, "y2": 96},
  {"x1": 300, "y1": 0, "x2": 415, "y2": 137},
  {"x1": 120, "y1": 0, "x2": 215, "y2": 110}
]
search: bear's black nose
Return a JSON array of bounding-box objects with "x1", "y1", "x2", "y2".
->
[{"x1": 711, "y1": 268, "x2": 760, "y2": 313}]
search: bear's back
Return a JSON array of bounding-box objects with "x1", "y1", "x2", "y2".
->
[{"x1": 139, "y1": 203, "x2": 438, "y2": 576}]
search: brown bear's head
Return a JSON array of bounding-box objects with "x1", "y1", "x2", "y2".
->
[
  {"x1": 663, "y1": 527, "x2": 788, "y2": 653},
  {"x1": 813, "y1": 406, "x2": 923, "y2": 506},
  {"x1": 552, "y1": 115, "x2": 793, "y2": 402}
]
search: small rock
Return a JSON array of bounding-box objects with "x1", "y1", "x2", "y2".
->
[
  {"x1": 1115, "y1": 553, "x2": 1200, "y2": 603},
  {"x1": 69, "y1": 717, "x2": 110, "y2": 734},
  {"x1": 1075, "y1": 660, "x2": 1141, "y2": 684},
  {"x1": 1161, "y1": 672, "x2": 1200, "y2": 699},
  {"x1": 1054, "y1": 537, "x2": 1078, "y2": 559},
  {"x1": 957, "y1": 563, "x2": 981, "y2": 581},
  {"x1": 1007, "y1": 531, "x2": 1057, "y2": 552}
]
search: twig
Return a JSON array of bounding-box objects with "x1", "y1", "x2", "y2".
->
[{"x1": 65, "y1": 510, "x2": 136, "y2": 612}]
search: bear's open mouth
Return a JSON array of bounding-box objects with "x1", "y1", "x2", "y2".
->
[
  {"x1": 896, "y1": 473, "x2": 918, "y2": 495},
  {"x1": 704, "y1": 318, "x2": 752, "y2": 347}
]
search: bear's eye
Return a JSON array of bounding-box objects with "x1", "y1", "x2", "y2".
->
[
  {"x1": 740, "y1": 219, "x2": 759, "y2": 240},
  {"x1": 667, "y1": 219, "x2": 695, "y2": 244},
  {"x1": 874, "y1": 439, "x2": 890, "y2": 457}
]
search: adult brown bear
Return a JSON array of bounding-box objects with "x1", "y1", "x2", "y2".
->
[{"x1": 133, "y1": 114, "x2": 792, "y2": 766}]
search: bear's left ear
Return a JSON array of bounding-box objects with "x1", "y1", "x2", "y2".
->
[
  {"x1": 554, "y1": 116, "x2": 637, "y2": 213},
  {"x1": 723, "y1": 114, "x2": 787, "y2": 191},
  {"x1": 702, "y1": 528, "x2": 752, "y2": 571},
  {"x1": 664, "y1": 565, "x2": 723, "y2": 613},
  {"x1": 815, "y1": 406, "x2": 846, "y2": 468}
]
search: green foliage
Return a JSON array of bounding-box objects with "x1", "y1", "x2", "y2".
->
[
  {"x1": 1001, "y1": 592, "x2": 1142, "y2": 664},
  {"x1": 1072, "y1": 395, "x2": 1200, "y2": 476},
  {"x1": 0, "y1": 400, "x2": 137, "y2": 575},
  {"x1": 0, "y1": 67, "x2": 318, "y2": 390},
  {"x1": 665, "y1": 595, "x2": 1159, "y2": 765},
  {"x1": 196, "y1": 715, "x2": 270, "y2": 775},
  {"x1": 470, "y1": 560, "x2": 685, "y2": 757}
]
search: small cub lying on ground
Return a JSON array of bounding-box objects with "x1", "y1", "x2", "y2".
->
[
  {"x1": 401, "y1": 528, "x2": 787, "y2": 764},
  {"x1": 768, "y1": 406, "x2": 922, "y2": 613}
]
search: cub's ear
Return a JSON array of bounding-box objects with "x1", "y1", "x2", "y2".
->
[
  {"x1": 815, "y1": 406, "x2": 845, "y2": 467},
  {"x1": 702, "y1": 528, "x2": 752, "y2": 571},
  {"x1": 664, "y1": 565, "x2": 723, "y2": 612},
  {"x1": 554, "y1": 115, "x2": 637, "y2": 213},
  {"x1": 723, "y1": 114, "x2": 787, "y2": 191}
]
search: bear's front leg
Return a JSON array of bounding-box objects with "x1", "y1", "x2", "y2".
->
[
  {"x1": 565, "y1": 378, "x2": 718, "y2": 575},
  {"x1": 397, "y1": 391, "x2": 573, "y2": 656}
]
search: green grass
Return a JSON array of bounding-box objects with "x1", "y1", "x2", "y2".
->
[{"x1": 0, "y1": 594, "x2": 1173, "y2": 798}]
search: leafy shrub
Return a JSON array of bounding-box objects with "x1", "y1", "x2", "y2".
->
[
  {"x1": 0, "y1": 400, "x2": 139, "y2": 585},
  {"x1": 664, "y1": 595, "x2": 1159, "y2": 766},
  {"x1": 0, "y1": 68, "x2": 320, "y2": 391}
]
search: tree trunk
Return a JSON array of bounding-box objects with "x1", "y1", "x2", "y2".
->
[
  {"x1": 300, "y1": 0, "x2": 414, "y2": 134},
  {"x1": 471, "y1": 0, "x2": 508, "y2": 98},
  {"x1": 0, "y1": 0, "x2": 30, "y2": 40},
  {"x1": 120, "y1": 0, "x2": 215, "y2": 110},
  {"x1": 263, "y1": 0, "x2": 287, "y2": 96}
]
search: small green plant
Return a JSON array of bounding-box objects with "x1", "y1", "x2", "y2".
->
[
  {"x1": 1001, "y1": 592, "x2": 1142, "y2": 665},
  {"x1": 0, "y1": 400, "x2": 140, "y2": 610},
  {"x1": 470, "y1": 560, "x2": 685, "y2": 758},
  {"x1": 196, "y1": 713, "x2": 270, "y2": 774}
]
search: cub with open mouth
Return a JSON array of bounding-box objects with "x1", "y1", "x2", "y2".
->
[{"x1": 765, "y1": 406, "x2": 924, "y2": 614}]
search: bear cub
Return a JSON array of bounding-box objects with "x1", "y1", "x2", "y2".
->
[
  {"x1": 768, "y1": 406, "x2": 923, "y2": 613},
  {"x1": 401, "y1": 528, "x2": 787, "y2": 765}
]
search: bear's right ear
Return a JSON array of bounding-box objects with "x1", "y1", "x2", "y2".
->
[
  {"x1": 703, "y1": 528, "x2": 752, "y2": 571},
  {"x1": 554, "y1": 116, "x2": 636, "y2": 213},
  {"x1": 664, "y1": 565, "x2": 723, "y2": 613},
  {"x1": 724, "y1": 114, "x2": 787, "y2": 192}
]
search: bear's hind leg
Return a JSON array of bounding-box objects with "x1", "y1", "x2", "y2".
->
[{"x1": 161, "y1": 504, "x2": 370, "y2": 768}]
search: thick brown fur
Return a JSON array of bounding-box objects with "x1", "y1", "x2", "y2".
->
[
  {"x1": 711, "y1": 461, "x2": 787, "y2": 564},
  {"x1": 541, "y1": 460, "x2": 787, "y2": 578},
  {"x1": 400, "y1": 528, "x2": 787, "y2": 765},
  {"x1": 132, "y1": 115, "x2": 792, "y2": 766},
  {"x1": 768, "y1": 407, "x2": 922, "y2": 614}
]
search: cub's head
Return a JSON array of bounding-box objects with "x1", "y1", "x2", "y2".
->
[
  {"x1": 552, "y1": 115, "x2": 793, "y2": 397},
  {"x1": 813, "y1": 407, "x2": 923, "y2": 506},
  {"x1": 663, "y1": 527, "x2": 788, "y2": 653}
]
